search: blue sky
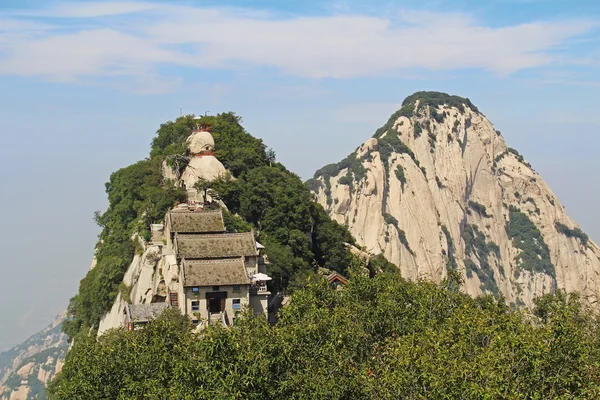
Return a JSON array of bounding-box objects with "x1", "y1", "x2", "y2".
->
[{"x1": 0, "y1": 0, "x2": 599, "y2": 348}]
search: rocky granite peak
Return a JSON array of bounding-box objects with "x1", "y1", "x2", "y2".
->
[{"x1": 309, "y1": 91, "x2": 600, "y2": 307}]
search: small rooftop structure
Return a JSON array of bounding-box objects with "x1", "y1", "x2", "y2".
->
[
  {"x1": 175, "y1": 232, "x2": 256, "y2": 259},
  {"x1": 183, "y1": 258, "x2": 251, "y2": 287},
  {"x1": 124, "y1": 303, "x2": 169, "y2": 330},
  {"x1": 251, "y1": 272, "x2": 272, "y2": 282},
  {"x1": 167, "y1": 209, "x2": 225, "y2": 234},
  {"x1": 327, "y1": 272, "x2": 348, "y2": 287}
]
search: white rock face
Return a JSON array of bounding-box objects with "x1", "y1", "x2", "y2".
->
[
  {"x1": 311, "y1": 96, "x2": 600, "y2": 308},
  {"x1": 97, "y1": 239, "x2": 171, "y2": 335},
  {"x1": 186, "y1": 130, "x2": 215, "y2": 154},
  {"x1": 180, "y1": 129, "x2": 227, "y2": 190},
  {"x1": 181, "y1": 156, "x2": 227, "y2": 189}
]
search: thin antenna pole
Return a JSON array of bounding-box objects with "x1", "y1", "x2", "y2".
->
[{"x1": 180, "y1": 106, "x2": 183, "y2": 116}]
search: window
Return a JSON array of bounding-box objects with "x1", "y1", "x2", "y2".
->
[
  {"x1": 232, "y1": 299, "x2": 241, "y2": 310},
  {"x1": 232, "y1": 285, "x2": 240, "y2": 293},
  {"x1": 212, "y1": 286, "x2": 220, "y2": 292},
  {"x1": 192, "y1": 287, "x2": 199, "y2": 294},
  {"x1": 191, "y1": 300, "x2": 200, "y2": 312},
  {"x1": 169, "y1": 292, "x2": 178, "y2": 307}
]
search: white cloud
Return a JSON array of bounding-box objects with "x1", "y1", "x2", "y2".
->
[
  {"x1": 0, "y1": 1, "x2": 597, "y2": 89},
  {"x1": 8, "y1": 1, "x2": 158, "y2": 18}
]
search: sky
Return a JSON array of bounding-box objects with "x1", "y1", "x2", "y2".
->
[{"x1": 0, "y1": 0, "x2": 599, "y2": 348}]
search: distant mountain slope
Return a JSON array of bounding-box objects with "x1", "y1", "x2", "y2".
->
[
  {"x1": 309, "y1": 91, "x2": 600, "y2": 307},
  {"x1": 0, "y1": 314, "x2": 67, "y2": 400}
]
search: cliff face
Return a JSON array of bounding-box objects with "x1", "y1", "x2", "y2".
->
[
  {"x1": 310, "y1": 92, "x2": 600, "y2": 307},
  {"x1": 0, "y1": 314, "x2": 67, "y2": 400}
]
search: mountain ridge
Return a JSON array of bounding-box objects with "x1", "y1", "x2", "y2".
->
[
  {"x1": 0, "y1": 314, "x2": 67, "y2": 400},
  {"x1": 310, "y1": 91, "x2": 600, "y2": 307}
]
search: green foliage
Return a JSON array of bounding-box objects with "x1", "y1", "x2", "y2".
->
[
  {"x1": 312, "y1": 151, "x2": 368, "y2": 197},
  {"x1": 383, "y1": 213, "x2": 398, "y2": 227},
  {"x1": 304, "y1": 177, "x2": 322, "y2": 193},
  {"x1": 337, "y1": 175, "x2": 350, "y2": 186},
  {"x1": 435, "y1": 175, "x2": 445, "y2": 189},
  {"x1": 555, "y1": 222, "x2": 589, "y2": 246},
  {"x1": 401, "y1": 91, "x2": 480, "y2": 114},
  {"x1": 311, "y1": 204, "x2": 356, "y2": 274},
  {"x1": 394, "y1": 165, "x2": 406, "y2": 189},
  {"x1": 366, "y1": 254, "x2": 398, "y2": 276},
  {"x1": 427, "y1": 130, "x2": 436, "y2": 150},
  {"x1": 506, "y1": 206, "x2": 554, "y2": 278},
  {"x1": 507, "y1": 147, "x2": 532, "y2": 168},
  {"x1": 63, "y1": 158, "x2": 186, "y2": 338},
  {"x1": 377, "y1": 130, "x2": 424, "y2": 180},
  {"x1": 525, "y1": 197, "x2": 541, "y2": 215},
  {"x1": 371, "y1": 105, "x2": 412, "y2": 139},
  {"x1": 118, "y1": 282, "x2": 132, "y2": 304},
  {"x1": 212, "y1": 164, "x2": 356, "y2": 291},
  {"x1": 222, "y1": 209, "x2": 253, "y2": 233},
  {"x1": 397, "y1": 229, "x2": 414, "y2": 255},
  {"x1": 464, "y1": 258, "x2": 477, "y2": 278},
  {"x1": 441, "y1": 225, "x2": 458, "y2": 271},
  {"x1": 468, "y1": 200, "x2": 490, "y2": 218},
  {"x1": 452, "y1": 119, "x2": 460, "y2": 133},
  {"x1": 462, "y1": 224, "x2": 501, "y2": 296},
  {"x1": 66, "y1": 114, "x2": 356, "y2": 339},
  {"x1": 383, "y1": 213, "x2": 413, "y2": 255},
  {"x1": 413, "y1": 121, "x2": 422, "y2": 138},
  {"x1": 151, "y1": 113, "x2": 269, "y2": 178},
  {"x1": 494, "y1": 151, "x2": 507, "y2": 166},
  {"x1": 50, "y1": 276, "x2": 600, "y2": 399},
  {"x1": 431, "y1": 108, "x2": 446, "y2": 123}
]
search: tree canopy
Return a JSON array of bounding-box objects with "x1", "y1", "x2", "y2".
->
[{"x1": 50, "y1": 272, "x2": 600, "y2": 399}]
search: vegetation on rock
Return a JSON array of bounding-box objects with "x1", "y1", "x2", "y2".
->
[
  {"x1": 468, "y1": 200, "x2": 490, "y2": 218},
  {"x1": 462, "y1": 224, "x2": 501, "y2": 297},
  {"x1": 63, "y1": 113, "x2": 355, "y2": 339},
  {"x1": 441, "y1": 225, "x2": 458, "y2": 271},
  {"x1": 63, "y1": 158, "x2": 186, "y2": 337},
  {"x1": 394, "y1": 165, "x2": 406, "y2": 189},
  {"x1": 402, "y1": 91, "x2": 480, "y2": 114},
  {"x1": 555, "y1": 222, "x2": 589, "y2": 246},
  {"x1": 506, "y1": 206, "x2": 554, "y2": 278}
]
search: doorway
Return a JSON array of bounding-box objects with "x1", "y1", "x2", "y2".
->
[{"x1": 206, "y1": 291, "x2": 227, "y2": 314}]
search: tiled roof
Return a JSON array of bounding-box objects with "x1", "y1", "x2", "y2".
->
[
  {"x1": 183, "y1": 258, "x2": 251, "y2": 287},
  {"x1": 175, "y1": 232, "x2": 256, "y2": 259},
  {"x1": 125, "y1": 303, "x2": 169, "y2": 323},
  {"x1": 168, "y1": 209, "x2": 225, "y2": 233}
]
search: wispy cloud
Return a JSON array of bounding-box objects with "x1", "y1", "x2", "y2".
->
[{"x1": 0, "y1": 1, "x2": 597, "y2": 92}]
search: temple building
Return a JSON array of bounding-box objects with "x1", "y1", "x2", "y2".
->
[{"x1": 118, "y1": 126, "x2": 271, "y2": 330}]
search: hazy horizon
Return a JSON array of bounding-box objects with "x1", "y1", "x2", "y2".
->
[{"x1": 1, "y1": 0, "x2": 599, "y2": 349}]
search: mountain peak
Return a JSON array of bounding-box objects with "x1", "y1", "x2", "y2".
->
[
  {"x1": 311, "y1": 91, "x2": 599, "y2": 307},
  {"x1": 401, "y1": 91, "x2": 480, "y2": 114}
]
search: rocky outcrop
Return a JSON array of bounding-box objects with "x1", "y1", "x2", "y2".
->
[
  {"x1": 98, "y1": 236, "x2": 178, "y2": 335},
  {"x1": 180, "y1": 129, "x2": 227, "y2": 192},
  {"x1": 310, "y1": 92, "x2": 600, "y2": 308},
  {"x1": 0, "y1": 314, "x2": 67, "y2": 400}
]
